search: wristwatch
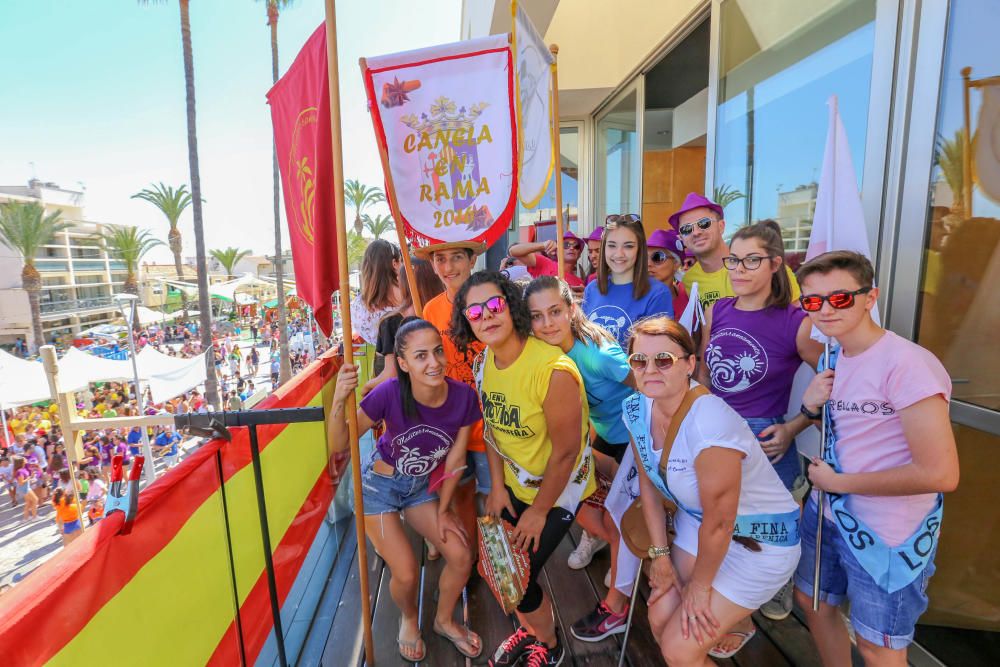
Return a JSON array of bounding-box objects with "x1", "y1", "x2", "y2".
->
[
  {"x1": 800, "y1": 403, "x2": 822, "y2": 420},
  {"x1": 648, "y1": 544, "x2": 671, "y2": 560}
]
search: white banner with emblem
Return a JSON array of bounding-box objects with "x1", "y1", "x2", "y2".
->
[{"x1": 363, "y1": 35, "x2": 517, "y2": 248}]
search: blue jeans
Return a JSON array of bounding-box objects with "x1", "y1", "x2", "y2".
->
[
  {"x1": 360, "y1": 458, "x2": 436, "y2": 516},
  {"x1": 462, "y1": 450, "x2": 492, "y2": 495},
  {"x1": 794, "y1": 498, "x2": 935, "y2": 649},
  {"x1": 744, "y1": 416, "x2": 800, "y2": 491}
]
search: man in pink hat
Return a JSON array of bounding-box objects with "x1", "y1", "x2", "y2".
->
[
  {"x1": 507, "y1": 230, "x2": 585, "y2": 287},
  {"x1": 669, "y1": 192, "x2": 799, "y2": 310}
]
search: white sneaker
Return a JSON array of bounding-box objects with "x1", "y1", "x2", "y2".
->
[
  {"x1": 760, "y1": 578, "x2": 794, "y2": 620},
  {"x1": 568, "y1": 531, "x2": 608, "y2": 570}
]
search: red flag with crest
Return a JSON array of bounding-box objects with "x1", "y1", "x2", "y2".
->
[{"x1": 267, "y1": 24, "x2": 338, "y2": 336}]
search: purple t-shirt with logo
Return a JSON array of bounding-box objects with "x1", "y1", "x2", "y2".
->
[
  {"x1": 705, "y1": 298, "x2": 806, "y2": 417},
  {"x1": 360, "y1": 377, "x2": 482, "y2": 476}
]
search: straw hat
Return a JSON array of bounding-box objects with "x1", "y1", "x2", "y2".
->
[{"x1": 413, "y1": 240, "x2": 487, "y2": 261}]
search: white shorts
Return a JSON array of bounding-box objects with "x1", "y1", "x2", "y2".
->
[{"x1": 673, "y1": 511, "x2": 800, "y2": 610}]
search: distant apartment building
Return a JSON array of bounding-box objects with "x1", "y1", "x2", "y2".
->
[
  {"x1": 0, "y1": 180, "x2": 132, "y2": 346},
  {"x1": 776, "y1": 182, "x2": 817, "y2": 255}
]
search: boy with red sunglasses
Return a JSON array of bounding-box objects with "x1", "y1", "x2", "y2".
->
[{"x1": 794, "y1": 251, "x2": 958, "y2": 667}]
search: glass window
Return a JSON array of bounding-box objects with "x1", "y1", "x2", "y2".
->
[
  {"x1": 597, "y1": 89, "x2": 641, "y2": 221},
  {"x1": 517, "y1": 126, "x2": 580, "y2": 234},
  {"x1": 916, "y1": 0, "x2": 1000, "y2": 411},
  {"x1": 714, "y1": 0, "x2": 876, "y2": 264}
]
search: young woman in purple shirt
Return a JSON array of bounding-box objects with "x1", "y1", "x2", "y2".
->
[
  {"x1": 697, "y1": 220, "x2": 824, "y2": 643},
  {"x1": 330, "y1": 318, "x2": 483, "y2": 663}
]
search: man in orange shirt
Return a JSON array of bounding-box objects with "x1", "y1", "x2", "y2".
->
[{"x1": 415, "y1": 240, "x2": 489, "y2": 553}]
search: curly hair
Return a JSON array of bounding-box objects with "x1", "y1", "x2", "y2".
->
[{"x1": 448, "y1": 270, "x2": 533, "y2": 353}]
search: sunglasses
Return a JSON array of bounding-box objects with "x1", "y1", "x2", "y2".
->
[
  {"x1": 799, "y1": 287, "x2": 872, "y2": 312},
  {"x1": 722, "y1": 255, "x2": 773, "y2": 271},
  {"x1": 463, "y1": 295, "x2": 507, "y2": 322},
  {"x1": 678, "y1": 217, "x2": 714, "y2": 236},
  {"x1": 649, "y1": 250, "x2": 673, "y2": 265},
  {"x1": 605, "y1": 213, "x2": 642, "y2": 229},
  {"x1": 563, "y1": 241, "x2": 581, "y2": 250},
  {"x1": 627, "y1": 351, "x2": 687, "y2": 372}
]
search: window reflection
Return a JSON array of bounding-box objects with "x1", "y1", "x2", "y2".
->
[
  {"x1": 517, "y1": 126, "x2": 580, "y2": 232},
  {"x1": 917, "y1": 0, "x2": 1000, "y2": 411},
  {"x1": 597, "y1": 90, "x2": 640, "y2": 220},
  {"x1": 714, "y1": 0, "x2": 876, "y2": 266}
]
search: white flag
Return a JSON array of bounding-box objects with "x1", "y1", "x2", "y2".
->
[
  {"x1": 676, "y1": 282, "x2": 705, "y2": 335},
  {"x1": 604, "y1": 446, "x2": 642, "y2": 593},
  {"x1": 974, "y1": 84, "x2": 1000, "y2": 204},
  {"x1": 513, "y1": 0, "x2": 555, "y2": 208}
]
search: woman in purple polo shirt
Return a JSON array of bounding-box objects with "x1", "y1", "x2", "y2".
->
[
  {"x1": 330, "y1": 318, "x2": 482, "y2": 663},
  {"x1": 697, "y1": 220, "x2": 824, "y2": 639}
]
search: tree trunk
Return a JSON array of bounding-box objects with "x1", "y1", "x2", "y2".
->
[
  {"x1": 169, "y1": 227, "x2": 189, "y2": 318},
  {"x1": 179, "y1": 0, "x2": 220, "y2": 408},
  {"x1": 271, "y1": 10, "x2": 293, "y2": 385},
  {"x1": 23, "y1": 265, "x2": 43, "y2": 353}
]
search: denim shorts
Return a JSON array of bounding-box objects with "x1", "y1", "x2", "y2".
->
[
  {"x1": 461, "y1": 450, "x2": 492, "y2": 495},
  {"x1": 360, "y1": 459, "x2": 437, "y2": 516},
  {"x1": 794, "y1": 498, "x2": 935, "y2": 650},
  {"x1": 744, "y1": 416, "x2": 800, "y2": 491}
]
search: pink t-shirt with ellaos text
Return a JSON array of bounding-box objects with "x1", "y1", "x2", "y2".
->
[{"x1": 825, "y1": 330, "x2": 951, "y2": 547}]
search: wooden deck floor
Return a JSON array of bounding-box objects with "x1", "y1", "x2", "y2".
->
[{"x1": 298, "y1": 516, "x2": 868, "y2": 667}]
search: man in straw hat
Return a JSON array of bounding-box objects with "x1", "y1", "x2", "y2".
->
[{"x1": 414, "y1": 240, "x2": 491, "y2": 551}]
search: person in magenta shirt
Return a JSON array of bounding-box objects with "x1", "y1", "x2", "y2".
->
[
  {"x1": 794, "y1": 251, "x2": 958, "y2": 667},
  {"x1": 646, "y1": 228, "x2": 690, "y2": 317},
  {"x1": 507, "y1": 230, "x2": 585, "y2": 287}
]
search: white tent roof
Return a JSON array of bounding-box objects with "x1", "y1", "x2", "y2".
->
[{"x1": 0, "y1": 350, "x2": 51, "y2": 408}]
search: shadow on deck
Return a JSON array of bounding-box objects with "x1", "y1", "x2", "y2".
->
[{"x1": 297, "y1": 516, "x2": 871, "y2": 667}]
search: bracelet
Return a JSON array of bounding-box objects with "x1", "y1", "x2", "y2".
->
[{"x1": 800, "y1": 403, "x2": 822, "y2": 420}]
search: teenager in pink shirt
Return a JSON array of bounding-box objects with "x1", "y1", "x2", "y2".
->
[{"x1": 794, "y1": 251, "x2": 959, "y2": 667}]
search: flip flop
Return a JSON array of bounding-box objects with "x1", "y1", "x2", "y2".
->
[
  {"x1": 433, "y1": 621, "x2": 483, "y2": 658},
  {"x1": 708, "y1": 627, "x2": 757, "y2": 659},
  {"x1": 397, "y1": 622, "x2": 426, "y2": 662}
]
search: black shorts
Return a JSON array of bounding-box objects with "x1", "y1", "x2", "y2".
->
[
  {"x1": 500, "y1": 486, "x2": 578, "y2": 614},
  {"x1": 592, "y1": 433, "x2": 628, "y2": 464}
]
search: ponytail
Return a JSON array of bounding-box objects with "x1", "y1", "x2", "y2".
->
[{"x1": 731, "y1": 220, "x2": 792, "y2": 308}]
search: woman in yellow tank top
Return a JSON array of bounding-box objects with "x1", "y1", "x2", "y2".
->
[{"x1": 450, "y1": 271, "x2": 594, "y2": 667}]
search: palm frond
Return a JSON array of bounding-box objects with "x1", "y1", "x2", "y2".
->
[
  {"x1": 131, "y1": 182, "x2": 193, "y2": 228},
  {"x1": 209, "y1": 246, "x2": 252, "y2": 276},
  {"x1": 0, "y1": 202, "x2": 71, "y2": 263},
  {"x1": 94, "y1": 225, "x2": 164, "y2": 273}
]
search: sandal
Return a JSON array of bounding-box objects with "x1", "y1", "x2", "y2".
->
[
  {"x1": 433, "y1": 620, "x2": 483, "y2": 658},
  {"x1": 708, "y1": 627, "x2": 756, "y2": 659},
  {"x1": 397, "y1": 622, "x2": 426, "y2": 662}
]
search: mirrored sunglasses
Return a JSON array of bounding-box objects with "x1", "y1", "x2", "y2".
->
[
  {"x1": 464, "y1": 295, "x2": 507, "y2": 322},
  {"x1": 627, "y1": 351, "x2": 685, "y2": 372},
  {"x1": 799, "y1": 287, "x2": 871, "y2": 312},
  {"x1": 678, "y1": 217, "x2": 714, "y2": 236}
]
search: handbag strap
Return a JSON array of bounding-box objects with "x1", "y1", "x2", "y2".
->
[{"x1": 655, "y1": 384, "x2": 710, "y2": 483}]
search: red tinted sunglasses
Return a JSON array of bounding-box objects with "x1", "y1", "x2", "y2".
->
[
  {"x1": 799, "y1": 287, "x2": 871, "y2": 312},
  {"x1": 464, "y1": 295, "x2": 507, "y2": 322}
]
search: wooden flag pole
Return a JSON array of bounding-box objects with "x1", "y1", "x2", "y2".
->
[
  {"x1": 358, "y1": 57, "x2": 423, "y2": 317},
  {"x1": 549, "y1": 44, "x2": 566, "y2": 281},
  {"x1": 40, "y1": 345, "x2": 87, "y2": 534},
  {"x1": 323, "y1": 2, "x2": 374, "y2": 664}
]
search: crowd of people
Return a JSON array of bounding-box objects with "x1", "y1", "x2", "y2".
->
[{"x1": 333, "y1": 191, "x2": 959, "y2": 667}]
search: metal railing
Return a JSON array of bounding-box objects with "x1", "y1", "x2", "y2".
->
[{"x1": 40, "y1": 296, "x2": 116, "y2": 315}]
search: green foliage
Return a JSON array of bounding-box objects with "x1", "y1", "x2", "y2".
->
[
  {"x1": 347, "y1": 230, "x2": 370, "y2": 271},
  {"x1": 363, "y1": 213, "x2": 394, "y2": 240},
  {"x1": 95, "y1": 225, "x2": 164, "y2": 271},
  {"x1": 0, "y1": 201, "x2": 70, "y2": 266},
  {"x1": 345, "y1": 179, "x2": 385, "y2": 233},
  {"x1": 209, "y1": 246, "x2": 253, "y2": 277},
  {"x1": 712, "y1": 184, "x2": 746, "y2": 210},
  {"x1": 131, "y1": 182, "x2": 193, "y2": 229},
  {"x1": 935, "y1": 130, "x2": 967, "y2": 217}
]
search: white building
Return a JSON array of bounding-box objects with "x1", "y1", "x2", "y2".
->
[{"x1": 0, "y1": 180, "x2": 131, "y2": 347}]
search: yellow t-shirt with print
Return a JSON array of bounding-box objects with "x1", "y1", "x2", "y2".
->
[
  {"x1": 682, "y1": 262, "x2": 801, "y2": 310},
  {"x1": 480, "y1": 337, "x2": 595, "y2": 506}
]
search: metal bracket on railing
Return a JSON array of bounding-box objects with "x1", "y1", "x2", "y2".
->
[
  {"x1": 175, "y1": 414, "x2": 232, "y2": 442},
  {"x1": 104, "y1": 455, "x2": 144, "y2": 535}
]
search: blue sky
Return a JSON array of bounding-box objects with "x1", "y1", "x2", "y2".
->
[{"x1": 0, "y1": 0, "x2": 460, "y2": 264}]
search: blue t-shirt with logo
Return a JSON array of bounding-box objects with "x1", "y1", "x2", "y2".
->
[
  {"x1": 582, "y1": 277, "x2": 674, "y2": 348},
  {"x1": 567, "y1": 338, "x2": 632, "y2": 444}
]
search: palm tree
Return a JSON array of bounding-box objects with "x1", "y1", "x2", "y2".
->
[
  {"x1": 345, "y1": 179, "x2": 384, "y2": 234},
  {"x1": 260, "y1": 0, "x2": 296, "y2": 385},
  {"x1": 95, "y1": 225, "x2": 164, "y2": 295},
  {"x1": 363, "y1": 213, "x2": 394, "y2": 240},
  {"x1": 936, "y1": 130, "x2": 967, "y2": 218},
  {"x1": 712, "y1": 184, "x2": 746, "y2": 210},
  {"x1": 0, "y1": 202, "x2": 71, "y2": 352},
  {"x1": 131, "y1": 183, "x2": 192, "y2": 280},
  {"x1": 347, "y1": 230, "x2": 370, "y2": 272},
  {"x1": 210, "y1": 247, "x2": 252, "y2": 279},
  {"x1": 140, "y1": 0, "x2": 218, "y2": 407}
]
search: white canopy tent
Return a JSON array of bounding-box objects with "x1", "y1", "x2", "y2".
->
[{"x1": 0, "y1": 349, "x2": 51, "y2": 408}]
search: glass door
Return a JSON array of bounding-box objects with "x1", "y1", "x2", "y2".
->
[{"x1": 595, "y1": 82, "x2": 643, "y2": 223}]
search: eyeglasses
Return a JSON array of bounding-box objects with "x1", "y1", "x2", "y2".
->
[
  {"x1": 799, "y1": 287, "x2": 872, "y2": 312},
  {"x1": 678, "y1": 217, "x2": 714, "y2": 236},
  {"x1": 722, "y1": 255, "x2": 774, "y2": 271},
  {"x1": 605, "y1": 214, "x2": 641, "y2": 229},
  {"x1": 563, "y1": 241, "x2": 581, "y2": 250},
  {"x1": 463, "y1": 295, "x2": 507, "y2": 322},
  {"x1": 649, "y1": 250, "x2": 673, "y2": 265},
  {"x1": 627, "y1": 351, "x2": 687, "y2": 372}
]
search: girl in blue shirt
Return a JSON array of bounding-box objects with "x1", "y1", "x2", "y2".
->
[
  {"x1": 526, "y1": 275, "x2": 638, "y2": 643},
  {"x1": 582, "y1": 214, "x2": 674, "y2": 347}
]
